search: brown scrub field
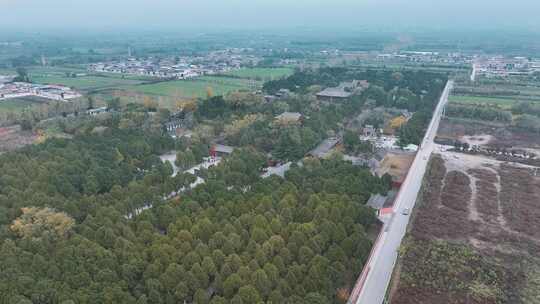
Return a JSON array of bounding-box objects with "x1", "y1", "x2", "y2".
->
[{"x1": 391, "y1": 151, "x2": 540, "y2": 304}]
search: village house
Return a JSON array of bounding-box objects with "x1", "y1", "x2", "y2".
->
[
  {"x1": 86, "y1": 107, "x2": 109, "y2": 116},
  {"x1": 275, "y1": 112, "x2": 303, "y2": 125},
  {"x1": 0, "y1": 82, "x2": 81, "y2": 101},
  {"x1": 366, "y1": 194, "x2": 387, "y2": 210},
  {"x1": 210, "y1": 144, "x2": 235, "y2": 157},
  {"x1": 363, "y1": 124, "x2": 377, "y2": 137},
  {"x1": 164, "y1": 112, "x2": 194, "y2": 137},
  {"x1": 316, "y1": 88, "x2": 352, "y2": 102},
  {"x1": 275, "y1": 88, "x2": 291, "y2": 99},
  {"x1": 344, "y1": 154, "x2": 381, "y2": 174},
  {"x1": 316, "y1": 80, "x2": 369, "y2": 102},
  {"x1": 0, "y1": 75, "x2": 15, "y2": 84},
  {"x1": 263, "y1": 95, "x2": 278, "y2": 103},
  {"x1": 261, "y1": 162, "x2": 292, "y2": 179},
  {"x1": 308, "y1": 137, "x2": 341, "y2": 158},
  {"x1": 366, "y1": 191, "x2": 398, "y2": 216},
  {"x1": 164, "y1": 121, "x2": 183, "y2": 134}
]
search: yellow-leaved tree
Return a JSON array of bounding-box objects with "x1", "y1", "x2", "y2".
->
[
  {"x1": 11, "y1": 207, "x2": 75, "y2": 241},
  {"x1": 206, "y1": 86, "x2": 214, "y2": 98},
  {"x1": 224, "y1": 114, "x2": 262, "y2": 138},
  {"x1": 390, "y1": 115, "x2": 407, "y2": 129}
]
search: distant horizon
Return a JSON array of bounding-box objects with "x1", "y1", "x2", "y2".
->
[
  {"x1": 2, "y1": 0, "x2": 540, "y2": 32},
  {"x1": 1, "y1": 26, "x2": 539, "y2": 38}
]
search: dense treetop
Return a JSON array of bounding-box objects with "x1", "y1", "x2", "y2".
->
[
  {"x1": 0, "y1": 118, "x2": 390, "y2": 304},
  {"x1": 0, "y1": 66, "x2": 447, "y2": 303}
]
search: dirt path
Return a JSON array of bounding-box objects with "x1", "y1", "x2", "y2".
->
[
  {"x1": 483, "y1": 166, "x2": 514, "y2": 233},
  {"x1": 464, "y1": 171, "x2": 481, "y2": 221},
  {"x1": 438, "y1": 149, "x2": 540, "y2": 247}
]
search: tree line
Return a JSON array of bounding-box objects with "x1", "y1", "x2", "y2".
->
[{"x1": 446, "y1": 104, "x2": 512, "y2": 122}]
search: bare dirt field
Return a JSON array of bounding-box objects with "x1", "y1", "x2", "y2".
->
[
  {"x1": 377, "y1": 152, "x2": 415, "y2": 182},
  {"x1": 0, "y1": 125, "x2": 37, "y2": 153},
  {"x1": 391, "y1": 151, "x2": 540, "y2": 304},
  {"x1": 438, "y1": 117, "x2": 540, "y2": 150},
  {"x1": 462, "y1": 135, "x2": 494, "y2": 146}
]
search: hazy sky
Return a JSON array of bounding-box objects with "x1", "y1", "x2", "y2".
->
[{"x1": 1, "y1": 0, "x2": 539, "y2": 31}]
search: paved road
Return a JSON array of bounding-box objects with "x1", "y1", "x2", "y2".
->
[
  {"x1": 126, "y1": 156, "x2": 222, "y2": 219},
  {"x1": 351, "y1": 80, "x2": 454, "y2": 304},
  {"x1": 470, "y1": 62, "x2": 477, "y2": 82}
]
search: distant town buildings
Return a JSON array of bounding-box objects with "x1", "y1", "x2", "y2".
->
[
  {"x1": 0, "y1": 82, "x2": 81, "y2": 101},
  {"x1": 375, "y1": 51, "x2": 471, "y2": 66},
  {"x1": 0, "y1": 75, "x2": 15, "y2": 84},
  {"x1": 474, "y1": 56, "x2": 540, "y2": 78},
  {"x1": 88, "y1": 49, "x2": 262, "y2": 80}
]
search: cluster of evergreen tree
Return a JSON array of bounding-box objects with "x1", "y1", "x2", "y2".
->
[
  {"x1": 263, "y1": 70, "x2": 447, "y2": 153},
  {"x1": 397, "y1": 111, "x2": 431, "y2": 146},
  {"x1": 192, "y1": 68, "x2": 447, "y2": 161},
  {"x1": 263, "y1": 68, "x2": 446, "y2": 98},
  {"x1": 512, "y1": 101, "x2": 540, "y2": 118},
  {"x1": 0, "y1": 119, "x2": 389, "y2": 303},
  {"x1": 343, "y1": 130, "x2": 373, "y2": 154},
  {"x1": 0, "y1": 66, "x2": 447, "y2": 303},
  {"x1": 223, "y1": 103, "x2": 345, "y2": 162}
]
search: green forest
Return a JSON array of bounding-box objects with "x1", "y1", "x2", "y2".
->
[
  {"x1": 0, "y1": 117, "x2": 389, "y2": 303},
  {"x1": 0, "y1": 66, "x2": 448, "y2": 304}
]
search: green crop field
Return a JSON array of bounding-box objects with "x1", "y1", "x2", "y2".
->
[
  {"x1": 449, "y1": 95, "x2": 523, "y2": 109},
  {"x1": 0, "y1": 66, "x2": 88, "y2": 77},
  {"x1": 126, "y1": 76, "x2": 261, "y2": 98},
  {"x1": 1, "y1": 66, "x2": 150, "y2": 92},
  {"x1": 225, "y1": 67, "x2": 294, "y2": 80},
  {"x1": 30, "y1": 75, "x2": 145, "y2": 92},
  {"x1": 91, "y1": 72, "x2": 156, "y2": 82},
  {"x1": 0, "y1": 96, "x2": 50, "y2": 112}
]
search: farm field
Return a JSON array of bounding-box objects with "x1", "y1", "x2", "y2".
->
[
  {"x1": 30, "y1": 74, "x2": 145, "y2": 92},
  {"x1": 0, "y1": 96, "x2": 50, "y2": 112},
  {"x1": 438, "y1": 115, "x2": 540, "y2": 151},
  {"x1": 225, "y1": 67, "x2": 294, "y2": 80},
  {"x1": 452, "y1": 77, "x2": 540, "y2": 108},
  {"x1": 1, "y1": 66, "x2": 153, "y2": 92},
  {"x1": 2, "y1": 65, "x2": 266, "y2": 98},
  {"x1": 126, "y1": 76, "x2": 261, "y2": 98},
  {"x1": 390, "y1": 152, "x2": 540, "y2": 304},
  {"x1": 0, "y1": 65, "x2": 87, "y2": 76},
  {"x1": 448, "y1": 95, "x2": 522, "y2": 109},
  {"x1": 90, "y1": 72, "x2": 156, "y2": 81}
]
